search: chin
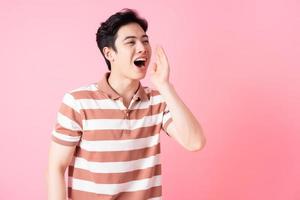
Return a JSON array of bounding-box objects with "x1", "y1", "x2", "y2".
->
[
  {"x1": 131, "y1": 71, "x2": 147, "y2": 80},
  {"x1": 130, "y1": 67, "x2": 148, "y2": 80}
]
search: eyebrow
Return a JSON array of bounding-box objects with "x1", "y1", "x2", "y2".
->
[{"x1": 123, "y1": 34, "x2": 149, "y2": 41}]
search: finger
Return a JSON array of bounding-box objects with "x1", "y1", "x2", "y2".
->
[
  {"x1": 150, "y1": 62, "x2": 157, "y2": 74},
  {"x1": 153, "y1": 62, "x2": 157, "y2": 71},
  {"x1": 157, "y1": 47, "x2": 169, "y2": 68},
  {"x1": 156, "y1": 47, "x2": 164, "y2": 65},
  {"x1": 159, "y1": 47, "x2": 168, "y2": 63},
  {"x1": 156, "y1": 48, "x2": 162, "y2": 65}
]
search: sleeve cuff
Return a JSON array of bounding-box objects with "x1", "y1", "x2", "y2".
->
[
  {"x1": 51, "y1": 135, "x2": 79, "y2": 146},
  {"x1": 163, "y1": 118, "x2": 173, "y2": 137}
]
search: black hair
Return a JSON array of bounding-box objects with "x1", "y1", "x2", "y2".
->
[{"x1": 96, "y1": 8, "x2": 148, "y2": 70}]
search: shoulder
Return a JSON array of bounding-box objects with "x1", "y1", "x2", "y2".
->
[
  {"x1": 64, "y1": 82, "x2": 99, "y2": 100},
  {"x1": 68, "y1": 82, "x2": 98, "y2": 94},
  {"x1": 142, "y1": 86, "x2": 166, "y2": 105},
  {"x1": 143, "y1": 86, "x2": 161, "y2": 97}
]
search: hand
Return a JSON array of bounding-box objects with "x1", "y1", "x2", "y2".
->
[{"x1": 150, "y1": 46, "x2": 171, "y2": 90}]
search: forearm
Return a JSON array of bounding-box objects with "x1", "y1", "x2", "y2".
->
[
  {"x1": 47, "y1": 168, "x2": 67, "y2": 200},
  {"x1": 159, "y1": 83, "x2": 205, "y2": 149}
]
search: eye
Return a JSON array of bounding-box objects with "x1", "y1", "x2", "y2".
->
[
  {"x1": 143, "y1": 40, "x2": 149, "y2": 44},
  {"x1": 127, "y1": 41, "x2": 135, "y2": 45}
]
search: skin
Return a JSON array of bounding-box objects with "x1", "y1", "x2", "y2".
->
[
  {"x1": 104, "y1": 23, "x2": 206, "y2": 151},
  {"x1": 102, "y1": 23, "x2": 152, "y2": 107},
  {"x1": 46, "y1": 22, "x2": 206, "y2": 200}
]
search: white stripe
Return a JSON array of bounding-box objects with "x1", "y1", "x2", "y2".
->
[
  {"x1": 131, "y1": 95, "x2": 164, "y2": 110},
  {"x1": 162, "y1": 112, "x2": 172, "y2": 125},
  {"x1": 74, "y1": 154, "x2": 161, "y2": 173},
  {"x1": 77, "y1": 95, "x2": 164, "y2": 110},
  {"x1": 69, "y1": 175, "x2": 161, "y2": 195},
  {"x1": 78, "y1": 98, "x2": 120, "y2": 109},
  {"x1": 80, "y1": 134, "x2": 160, "y2": 152},
  {"x1": 82, "y1": 113, "x2": 163, "y2": 131},
  {"x1": 52, "y1": 130, "x2": 81, "y2": 142},
  {"x1": 57, "y1": 112, "x2": 81, "y2": 131},
  {"x1": 69, "y1": 83, "x2": 98, "y2": 92},
  {"x1": 62, "y1": 93, "x2": 81, "y2": 113},
  {"x1": 148, "y1": 197, "x2": 162, "y2": 200}
]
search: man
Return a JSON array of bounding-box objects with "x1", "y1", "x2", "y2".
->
[{"x1": 46, "y1": 8, "x2": 206, "y2": 200}]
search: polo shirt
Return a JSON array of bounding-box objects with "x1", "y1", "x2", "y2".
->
[{"x1": 51, "y1": 72, "x2": 173, "y2": 200}]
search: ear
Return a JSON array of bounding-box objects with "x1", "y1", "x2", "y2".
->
[{"x1": 103, "y1": 47, "x2": 115, "y2": 62}]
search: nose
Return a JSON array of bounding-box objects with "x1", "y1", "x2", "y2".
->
[{"x1": 136, "y1": 40, "x2": 146, "y2": 53}]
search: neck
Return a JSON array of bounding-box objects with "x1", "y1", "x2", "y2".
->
[{"x1": 107, "y1": 71, "x2": 140, "y2": 99}]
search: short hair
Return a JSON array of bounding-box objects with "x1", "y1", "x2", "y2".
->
[{"x1": 96, "y1": 8, "x2": 148, "y2": 70}]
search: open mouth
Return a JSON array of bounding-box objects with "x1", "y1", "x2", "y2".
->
[{"x1": 134, "y1": 58, "x2": 146, "y2": 68}]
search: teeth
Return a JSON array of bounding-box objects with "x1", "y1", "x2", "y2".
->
[
  {"x1": 135, "y1": 58, "x2": 146, "y2": 61},
  {"x1": 134, "y1": 58, "x2": 146, "y2": 68}
]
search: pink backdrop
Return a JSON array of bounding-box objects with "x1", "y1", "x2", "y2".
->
[{"x1": 1, "y1": 0, "x2": 299, "y2": 199}]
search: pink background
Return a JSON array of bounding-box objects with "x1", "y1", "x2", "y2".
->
[{"x1": 1, "y1": 0, "x2": 299, "y2": 199}]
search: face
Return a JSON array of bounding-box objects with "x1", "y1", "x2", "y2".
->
[{"x1": 104, "y1": 23, "x2": 152, "y2": 80}]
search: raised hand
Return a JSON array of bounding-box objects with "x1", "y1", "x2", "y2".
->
[{"x1": 149, "y1": 46, "x2": 170, "y2": 90}]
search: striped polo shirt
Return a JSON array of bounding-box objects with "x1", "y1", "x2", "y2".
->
[{"x1": 51, "y1": 72, "x2": 173, "y2": 200}]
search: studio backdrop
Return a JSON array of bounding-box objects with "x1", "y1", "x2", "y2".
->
[{"x1": 0, "y1": 0, "x2": 299, "y2": 199}]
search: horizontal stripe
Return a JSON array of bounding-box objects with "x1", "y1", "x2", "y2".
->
[
  {"x1": 59, "y1": 103, "x2": 82, "y2": 127},
  {"x1": 53, "y1": 81, "x2": 170, "y2": 199},
  {"x1": 70, "y1": 83, "x2": 99, "y2": 93},
  {"x1": 52, "y1": 130, "x2": 81, "y2": 142},
  {"x1": 82, "y1": 113, "x2": 163, "y2": 131},
  {"x1": 81, "y1": 103, "x2": 164, "y2": 120},
  {"x1": 148, "y1": 197, "x2": 162, "y2": 200},
  {"x1": 78, "y1": 98, "x2": 120, "y2": 109},
  {"x1": 51, "y1": 135, "x2": 78, "y2": 146},
  {"x1": 62, "y1": 93, "x2": 81, "y2": 113},
  {"x1": 69, "y1": 164, "x2": 161, "y2": 184},
  {"x1": 81, "y1": 125, "x2": 161, "y2": 141},
  {"x1": 77, "y1": 94, "x2": 164, "y2": 110},
  {"x1": 73, "y1": 154, "x2": 160, "y2": 173},
  {"x1": 162, "y1": 111, "x2": 172, "y2": 125},
  {"x1": 71, "y1": 83, "x2": 157, "y2": 98},
  {"x1": 57, "y1": 112, "x2": 82, "y2": 131},
  {"x1": 54, "y1": 122, "x2": 82, "y2": 137},
  {"x1": 68, "y1": 175, "x2": 161, "y2": 195},
  {"x1": 76, "y1": 143, "x2": 160, "y2": 162},
  {"x1": 163, "y1": 118, "x2": 173, "y2": 135},
  {"x1": 79, "y1": 134, "x2": 159, "y2": 152},
  {"x1": 68, "y1": 185, "x2": 161, "y2": 200}
]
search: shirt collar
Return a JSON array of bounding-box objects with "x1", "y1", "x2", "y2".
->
[{"x1": 97, "y1": 72, "x2": 149, "y2": 101}]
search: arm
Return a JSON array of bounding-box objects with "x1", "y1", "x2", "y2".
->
[
  {"x1": 46, "y1": 92, "x2": 83, "y2": 199},
  {"x1": 160, "y1": 83, "x2": 205, "y2": 151},
  {"x1": 46, "y1": 141, "x2": 76, "y2": 200},
  {"x1": 150, "y1": 47, "x2": 206, "y2": 151}
]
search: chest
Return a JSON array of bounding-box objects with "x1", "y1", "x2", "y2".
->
[{"x1": 77, "y1": 98, "x2": 165, "y2": 140}]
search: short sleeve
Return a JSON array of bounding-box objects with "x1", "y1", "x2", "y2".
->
[
  {"x1": 51, "y1": 92, "x2": 83, "y2": 146},
  {"x1": 162, "y1": 102, "x2": 173, "y2": 136}
]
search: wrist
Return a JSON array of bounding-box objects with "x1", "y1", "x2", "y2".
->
[{"x1": 157, "y1": 82, "x2": 174, "y2": 94}]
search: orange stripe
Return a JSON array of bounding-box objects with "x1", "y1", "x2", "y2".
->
[
  {"x1": 68, "y1": 185, "x2": 161, "y2": 200},
  {"x1": 76, "y1": 143, "x2": 160, "y2": 162},
  {"x1": 51, "y1": 135, "x2": 79, "y2": 146},
  {"x1": 81, "y1": 125, "x2": 161, "y2": 141},
  {"x1": 81, "y1": 103, "x2": 164, "y2": 120},
  {"x1": 69, "y1": 164, "x2": 161, "y2": 184},
  {"x1": 59, "y1": 103, "x2": 82, "y2": 128},
  {"x1": 55, "y1": 122, "x2": 82, "y2": 137},
  {"x1": 71, "y1": 87, "x2": 161, "y2": 100}
]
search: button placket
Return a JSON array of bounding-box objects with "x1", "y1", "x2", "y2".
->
[
  {"x1": 124, "y1": 110, "x2": 130, "y2": 118},
  {"x1": 122, "y1": 96, "x2": 139, "y2": 132},
  {"x1": 124, "y1": 109, "x2": 130, "y2": 132}
]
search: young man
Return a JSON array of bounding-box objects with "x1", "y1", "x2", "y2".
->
[{"x1": 47, "y1": 8, "x2": 206, "y2": 200}]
